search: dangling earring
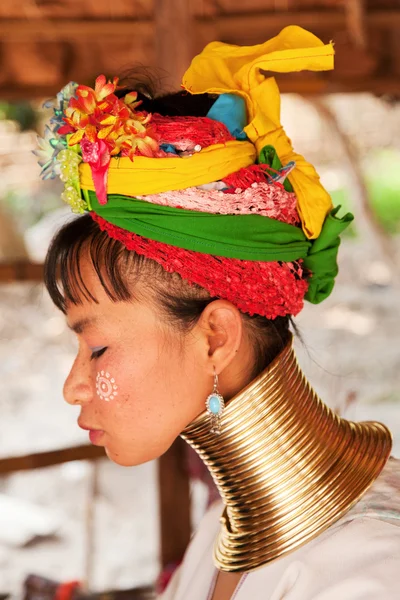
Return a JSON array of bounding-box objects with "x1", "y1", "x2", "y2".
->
[{"x1": 206, "y1": 368, "x2": 225, "y2": 435}]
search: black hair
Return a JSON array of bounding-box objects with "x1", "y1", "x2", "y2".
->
[
  {"x1": 115, "y1": 67, "x2": 217, "y2": 117},
  {"x1": 44, "y1": 80, "x2": 294, "y2": 380}
]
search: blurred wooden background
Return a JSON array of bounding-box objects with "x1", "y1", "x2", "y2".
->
[{"x1": 0, "y1": 0, "x2": 400, "y2": 98}]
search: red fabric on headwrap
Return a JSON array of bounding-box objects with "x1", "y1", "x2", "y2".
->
[
  {"x1": 152, "y1": 113, "x2": 235, "y2": 151},
  {"x1": 222, "y1": 164, "x2": 281, "y2": 190},
  {"x1": 91, "y1": 213, "x2": 309, "y2": 319}
]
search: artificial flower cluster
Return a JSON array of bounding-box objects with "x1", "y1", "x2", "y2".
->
[
  {"x1": 36, "y1": 75, "x2": 159, "y2": 209},
  {"x1": 58, "y1": 149, "x2": 86, "y2": 214},
  {"x1": 34, "y1": 82, "x2": 78, "y2": 182},
  {"x1": 59, "y1": 75, "x2": 159, "y2": 206},
  {"x1": 58, "y1": 75, "x2": 159, "y2": 160}
]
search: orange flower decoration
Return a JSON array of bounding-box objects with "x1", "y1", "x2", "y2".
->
[{"x1": 58, "y1": 75, "x2": 159, "y2": 158}]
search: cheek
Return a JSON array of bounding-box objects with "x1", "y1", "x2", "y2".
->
[
  {"x1": 95, "y1": 370, "x2": 119, "y2": 402},
  {"x1": 89, "y1": 335, "x2": 205, "y2": 465},
  {"x1": 93, "y1": 339, "x2": 183, "y2": 420}
]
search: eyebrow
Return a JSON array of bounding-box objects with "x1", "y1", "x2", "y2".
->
[{"x1": 67, "y1": 317, "x2": 98, "y2": 334}]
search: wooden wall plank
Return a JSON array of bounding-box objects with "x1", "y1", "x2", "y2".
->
[
  {"x1": 2, "y1": 41, "x2": 66, "y2": 86},
  {"x1": 0, "y1": 10, "x2": 400, "y2": 97},
  {"x1": 0, "y1": 262, "x2": 44, "y2": 282},
  {"x1": 0, "y1": 11, "x2": 399, "y2": 41},
  {"x1": 193, "y1": 0, "x2": 218, "y2": 17},
  {"x1": 3, "y1": 75, "x2": 400, "y2": 100},
  {"x1": 1, "y1": 0, "x2": 398, "y2": 20},
  {"x1": 213, "y1": 0, "x2": 345, "y2": 11},
  {"x1": 0, "y1": 38, "x2": 155, "y2": 93},
  {"x1": 0, "y1": 19, "x2": 153, "y2": 40},
  {"x1": 0, "y1": 444, "x2": 105, "y2": 474},
  {"x1": 0, "y1": 0, "x2": 154, "y2": 19}
]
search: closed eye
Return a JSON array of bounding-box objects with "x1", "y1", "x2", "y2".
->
[{"x1": 90, "y1": 347, "x2": 107, "y2": 360}]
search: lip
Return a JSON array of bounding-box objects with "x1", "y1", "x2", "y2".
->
[
  {"x1": 78, "y1": 421, "x2": 95, "y2": 431},
  {"x1": 78, "y1": 422, "x2": 105, "y2": 445},
  {"x1": 88, "y1": 430, "x2": 105, "y2": 445}
]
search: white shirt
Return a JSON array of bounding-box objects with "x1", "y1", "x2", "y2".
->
[{"x1": 161, "y1": 458, "x2": 400, "y2": 600}]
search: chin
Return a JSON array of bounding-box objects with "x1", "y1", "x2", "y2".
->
[{"x1": 105, "y1": 446, "x2": 159, "y2": 467}]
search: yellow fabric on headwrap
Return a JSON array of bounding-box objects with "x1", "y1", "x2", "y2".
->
[
  {"x1": 80, "y1": 140, "x2": 256, "y2": 196},
  {"x1": 182, "y1": 25, "x2": 335, "y2": 239}
]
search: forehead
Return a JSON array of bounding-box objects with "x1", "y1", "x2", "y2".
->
[
  {"x1": 65, "y1": 257, "x2": 123, "y2": 320},
  {"x1": 67, "y1": 244, "x2": 135, "y2": 305},
  {"x1": 65, "y1": 290, "x2": 130, "y2": 338},
  {"x1": 77, "y1": 256, "x2": 114, "y2": 301},
  {"x1": 64, "y1": 256, "x2": 159, "y2": 333}
]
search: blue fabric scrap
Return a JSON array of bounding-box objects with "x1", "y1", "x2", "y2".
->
[
  {"x1": 160, "y1": 143, "x2": 178, "y2": 154},
  {"x1": 207, "y1": 94, "x2": 248, "y2": 141}
]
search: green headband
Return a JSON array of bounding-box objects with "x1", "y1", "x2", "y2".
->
[{"x1": 87, "y1": 190, "x2": 353, "y2": 304}]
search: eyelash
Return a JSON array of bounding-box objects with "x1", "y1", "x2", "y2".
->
[{"x1": 90, "y1": 347, "x2": 107, "y2": 361}]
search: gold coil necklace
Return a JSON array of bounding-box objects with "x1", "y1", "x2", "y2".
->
[{"x1": 181, "y1": 339, "x2": 392, "y2": 573}]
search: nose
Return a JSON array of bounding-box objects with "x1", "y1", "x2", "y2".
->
[{"x1": 63, "y1": 353, "x2": 93, "y2": 406}]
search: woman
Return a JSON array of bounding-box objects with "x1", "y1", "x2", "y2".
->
[{"x1": 38, "y1": 26, "x2": 399, "y2": 600}]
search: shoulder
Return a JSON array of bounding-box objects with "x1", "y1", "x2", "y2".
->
[
  {"x1": 264, "y1": 460, "x2": 400, "y2": 599},
  {"x1": 345, "y1": 456, "x2": 400, "y2": 525},
  {"x1": 278, "y1": 515, "x2": 400, "y2": 599},
  {"x1": 248, "y1": 460, "x2": 400, "y2": 599}
]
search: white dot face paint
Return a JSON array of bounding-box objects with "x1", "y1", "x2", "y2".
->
[{"x1": 96, "y1": 370, "x2": 118, "y2": 402}]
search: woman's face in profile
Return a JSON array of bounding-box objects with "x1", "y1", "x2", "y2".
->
[{"x1": 63, "y1": 258, "x2": 210, "y2": 466}]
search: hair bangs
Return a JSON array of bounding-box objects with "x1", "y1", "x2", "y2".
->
[{"x1": 44, "y1": 215, "x2": 134, "y2": 313}]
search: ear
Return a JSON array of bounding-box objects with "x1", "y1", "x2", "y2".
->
[{"x1": 196, "y1": 299, "x2": 243, "y2": 377}]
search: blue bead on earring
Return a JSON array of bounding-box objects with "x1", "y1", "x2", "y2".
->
[{"x1": 206, "y1": 368, "x2": 225, "y2": 435}]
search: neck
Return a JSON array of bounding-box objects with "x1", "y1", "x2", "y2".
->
[{"x1": 181, "y1": 340, "x2": 392, "y2": 573}]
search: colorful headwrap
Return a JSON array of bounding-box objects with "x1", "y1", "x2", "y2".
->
[{"x1": 36, "y1": 25, "x2": 353, "y2": 320}]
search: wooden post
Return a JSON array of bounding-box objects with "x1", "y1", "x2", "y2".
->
[
  {"x1": 345, "y1": 0, "x2": 368, "y2": 50},
  {"x1": 154, "y1": 0, "x2": 194, "y2": 91},
  {"x1": 158, "y1": 437, "x2": 191, "y2": 567}
]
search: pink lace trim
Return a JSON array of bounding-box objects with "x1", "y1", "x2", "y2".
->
[
  {"x1": 137, "y1": 182, "x2": 299, "y2": 225},
  {"x1": 91, "y1": 213, "x2": 309, "y2": 319}
]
